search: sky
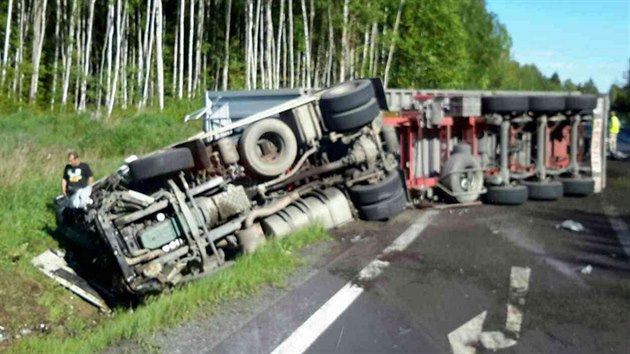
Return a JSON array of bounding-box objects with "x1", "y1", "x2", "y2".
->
[{"x1": 486, "y1": 0, "x2": 630, "y2": 92}]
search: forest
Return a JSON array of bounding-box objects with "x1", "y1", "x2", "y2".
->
[{"x1": 0, "y1": 0, "x2": 602, "y2": 115}]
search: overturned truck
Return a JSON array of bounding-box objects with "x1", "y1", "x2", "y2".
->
[
  {"x1": 53, "y1": 79, "x2": 406, "y2": 298},
  {"x1": 47, "y1": 79, "x2": 607, "y2": 305}
]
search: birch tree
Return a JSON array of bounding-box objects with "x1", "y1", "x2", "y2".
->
[
  {"x1": 222, "y1": 0, "x2": 232, "y2": 90},
  {"x1": 107, "y1": 0, "x2": 128, "y2": 115},
  {"x1": 50, "y1": 0, "x2": 61, "y2": 107},
  {"x1": 78, "y1": 0, "x2": 96, "y2": 111},
  {"x1": 383, "y1": 0, "x2": 404, "y2": 88},
  {"x1": 339, "y1": 0, "x2": 349, "y2": 81},
  {"x1": 1, "y1": 0, "x2": 13, "y2": 87},
  {"x1": 187, "y1": 0, "x2": 194, "y2": 97},
  {"x1": 300, "y1": 0, "x2": 311, "y2": 88},
  {"x1": 288, "y1": 0, "x2": 294, "y2": 87},
  {"x1": 177, "y1": 0, "x2": 184, "y2": 98},
  {"x1": 154, "y1": 0, "x2": 164, "y2": 110},
  {"x1": 29, "y1": 0, "x2": 48, "y2": 103}
]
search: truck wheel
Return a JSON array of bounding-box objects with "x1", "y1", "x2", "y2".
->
[
  {"x1": 481, "y1": 96, "x2": 529, "y2": 114},
  {"x1": 559, "y1": 177, "x2": 594, "y2": 196},
  {"x1": 529, "y1": 96, "x2": 565, "y2": 113},
  {"x1": 357, "y1": 187, "x2": 407, "y2": 221},
  {"x1": 238, "y1": 118, "x2": 298, "y2": 177},
  {"x1": 349, "y1": 169, "x2": 405, "y2": 205},
  {"x1": 483, "y1": 184, "x2": 528, "y2": 205},
  {"x1": 522, "y1": 180, "x2": 563, "y2": 200},
  {"x1": 565, "y1": 95, "x2": 597, "y2": 112},
  {"x1": 174, "y1": 139, "x2": 211, "y2": 170},
  {"x1": 442, "y1": 153, "x2": 484, "y2": 203},
  {"x1": 129, "y1": 148, "x2": 195, "y2": 181},
  {"x1": 323, "y1": 98, "x2": 381, "y2": 132},
  {"x1": 319, "y1": 79, "x2": 375, "y2": 115}
]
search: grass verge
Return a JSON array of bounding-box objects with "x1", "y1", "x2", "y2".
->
[{"x1": 7, "y1": 224, "x2": 329, "y2": 354}]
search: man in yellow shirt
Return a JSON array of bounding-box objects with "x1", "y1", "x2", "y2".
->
[{"x1": 609, "y1": 111, "x2": 621, "y2": 154}]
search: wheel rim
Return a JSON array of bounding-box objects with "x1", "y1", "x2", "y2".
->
[{"x1": 256, "y1": 132, "x2": 285, "y2": 162}]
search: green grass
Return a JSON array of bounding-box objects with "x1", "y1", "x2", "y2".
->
[{"x1": 8, "y1": 225, "x2": 329, "y2": 354}]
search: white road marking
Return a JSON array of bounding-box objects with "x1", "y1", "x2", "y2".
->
[
  {"x1": 505, "y1": 266, "x2": 531, "y2": 336},
  {"x1": 448, "y1": 266, "x2": 531, "y2": 354},
  {"x1": 270, "y1": 210, "x2": 439, "y2": 354},
  {"x1": 603, "y1": 204, "x2": 630, "y2": 260},
  {"x1": 270, "y1": 282, "x2": 364, "y2": 354},
  {"x1": 448, "y1": 311, "x2": 487, "y2": 354}
]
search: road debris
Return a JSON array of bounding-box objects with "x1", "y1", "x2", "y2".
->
[
  {"x1": 557, "y1": 220, "x2": 585, "y2": 232},
  {"x1": 581, "y1": 265, "x2": 593, "y2": 275},
  {"x1": 480, "y1": 331, "x2": 517, "y2": 350},
  {"x1": 350, "y1": 235, "x2": 363, "y2": 243},
  {"x1": 357, "y1": 260, "x2": 390, "y2": 282},
  {"x1": 0, "y1": 326, "x2": 8, "y2": 343}
]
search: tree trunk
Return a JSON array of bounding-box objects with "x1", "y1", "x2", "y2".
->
[
  {"x1": 172, "y1": 15, "x2": 179, "y2": 96},
  {"x1": 14, "y1": 0, "x2": 26, "y2": 101},
  {"x1": 79, "y1": 0, "x2": 96, "y2": 111},
  {"x1": 222, "y1": 0, "x2": 232, "y2": 90},
  {"x1": 288, "y1": 0, "x2": 294, "y2": 88},
  {"x1": 245, "y1": 0, "x2": 253, "y2": 89},
  {"x1": 325, "y1": 4, "x2": 333, "y2": 87},
  {"x1": 300, "y1": 0, "x2": 311, "y2": 88},
  {"x1": 104, "y1": 3, "x2": 115, "y2": 108},
  {"x1": 368, "y1": 22, "x2": 377, "y2": 77},
  {"x1": 50, "y1": 0, "x2": 61, "y2": 107},
  {"x1": 140, "y1": 0, "x2": 156, "y2": 108},
  {"x1": 252, "y1": 0, "x2": 261, "y2": 88},
  {"x1": 275, "y1": 0, "x2": 284, "y2": 88},
  {"x1": 1, "y1": 0, "x2": 13, "y2": 87},
  {"x1": 122, "y1": 14, "x2": 129, "y2": 109},
  {"x1": 360, "y1": 29, "x2": 368, "y2": 78},
  {"x1": 178, "y1": 0, "x2": 184, "y2": 98},
  {"x1": 265, "y1": 0, "x2": 273, "y2": 89},
  {"x1": 187, "y1": 0, "x2": 194, "y2": 97},
  {"x1": 384, "y1": 0, "x2": 404, "y2": 88},
  {"x1": 193, "y1": 0, "x2": 204, "y2": 94},
  {"x1": 154, "y1": 0, "x2": 164, "y2": 110},
  {"x1": 107, "y1": 0, "x2": 128, "y2": 115},
  {"x1": 339, "y1": 0, "x2": 349, "y2": 81},
  {"x1": 29, "y1": 0, "x2": 48, "y2": 103}
]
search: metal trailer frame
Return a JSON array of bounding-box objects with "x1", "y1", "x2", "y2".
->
[
  {"x1": 183, "y1": 87, "x2": 609, "y2": 194},
  {"x1": 384, "y1": 89, "x2": 609, "y2": 193}
]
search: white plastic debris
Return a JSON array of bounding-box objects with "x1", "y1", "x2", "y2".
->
[
  {"x1": 580, "y1": 265, "x2": 593, "y2": 275},
  {"x1": 557, "y1": 220, "x2": 585, "y2": 232},
  {"x1": 357, "y1": 259, "x2": 390, "y2": 281},
  {"x1": 480, "y1": 331, "x2": 517, "y2": 350}
]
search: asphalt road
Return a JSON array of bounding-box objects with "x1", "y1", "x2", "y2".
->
[{"x1": 136, "y1": 159, "x2": 630, "y2": 354}]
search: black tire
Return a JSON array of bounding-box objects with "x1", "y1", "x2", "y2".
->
[
  {"x1": 483, "y1": 184, "x2": 528, "y2": 205},
  {"x1": 559, "y1": 177, "x2": 594, "y2": 196},
  {"x1": 349, "y1": 169, "x2": 405, "y2": 205},
  {"x1": 129, "y1": 148, "x2": 195, "y2": 181},
  {"x1": 441, "y1": 153, "x2": 484, "y2": 203},
  {"x1": 238, "y1": 118, "x2": 298, "y2": 177},
  {"x1": 452, "y1": 143, "x2": 472, "y2": 155},
  {"x1": 323, "y1": 98, "x2": 381, "y2": 132},
  {"x1": 481, "y1": 96, "x2": 529, "y2": 114},
  {"x1": 565, "y1": 95, "x2": 597, "y2": 112},
  {"x1": 174, "y1": 139, "x2": 211, "y2": 170},
  {"x1": 319, "y1": 79, "x2": 375, "y2": 115},
  {"x1": 529, "y1": 96, "x2": 565, "y2": 113},
  {"x1": 357, "y1": 187, "x2": 407, "y2": 221},
  {"x1": 522, "y1": 180, "x2": 563, "y2": 200}
]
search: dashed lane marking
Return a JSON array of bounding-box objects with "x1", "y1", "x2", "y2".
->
[{"x1": 270, "y1": 210, "x2": 439, "y2": 354}]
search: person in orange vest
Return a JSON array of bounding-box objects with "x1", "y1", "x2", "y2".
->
[{"x1": 609, "y1": 111, "x2": 621, "y2": 154}]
